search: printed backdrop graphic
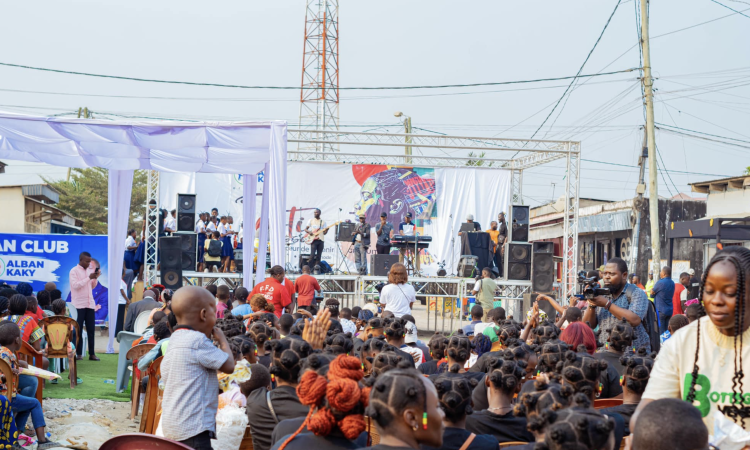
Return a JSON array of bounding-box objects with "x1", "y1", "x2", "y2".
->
[
  {"x1": 0, "y1": 233, "x2": 110, "y2": 324},
  {"x1": 159, "y1": 164, "x2": 511, "y2": 275}
]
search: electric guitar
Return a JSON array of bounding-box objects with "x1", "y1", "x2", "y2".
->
[{"x1": 303, "y1": 221, "x2": 341, "y2": 245}]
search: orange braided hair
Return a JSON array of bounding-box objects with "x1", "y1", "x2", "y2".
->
[{"x1": 278, "y1": 354, "x2": 367, "y2": 450}]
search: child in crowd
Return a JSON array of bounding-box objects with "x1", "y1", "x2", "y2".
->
[
  {"x1": 216, "y1": 285, "x2": 231, "y2": 319},
  {"x1": 0, "y1": 321, "x2": 61, "y2": 449},
  {"x1": 418, "y1": 333, "x2": 449, "y2": 375},
  {"x1": 160, "y1": 286, "x2": 235, "y2": 450},
  {"x1": 462, "y1": 305, "x2": 484, "y2": 336},
  {"x1": 629, "y1": 398, "x2": 708, "y2": 450},
  {"x1": 659, "y1": 314, "x2": 689, "y2": 344}
]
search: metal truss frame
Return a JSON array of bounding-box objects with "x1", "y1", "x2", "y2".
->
[
  {"x1": 144, "y1": 170, "x2": 160, "y2": 286},
  {"x1": 562, "y1": 145, "x2": 581, "y2": 300}
]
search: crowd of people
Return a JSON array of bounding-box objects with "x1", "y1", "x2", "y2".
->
[{"x1": 0, "y1": 244, "x2": 747, "y2": 449}]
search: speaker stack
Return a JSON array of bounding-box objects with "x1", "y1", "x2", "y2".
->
[
  {"x1": 532, "y1": 242, "x2": 555, "y2": 293},
  {"x1": 506, "y1": 204, "x2": 532, "y2": 281},
  {"x1": 177, "y1": 194, "x2": 196, "y2": 232},
  {"x1": 370, "y1": 254, "x2": 399, "y2": 276},
  {"x1": 160, "y1": 236, "x2": 183, "y2": 290},
  {"x1": 173, "y1": 193, "x2": 198, "y2": 276},
  {"x1": 178, "y1": 233, "x2": 198, "y2": 272}
]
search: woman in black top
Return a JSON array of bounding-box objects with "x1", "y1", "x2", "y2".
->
[
  {"x1": 418, "y1": 333, "x2": 448, "y2": 375},
  {"x1": 601, "y1": 348, "x2": 655, "y2": 435},
  {"x1": 248, "y1": 321, "x2": 274, "y2": 368},
  {"x1": 421, "y1": 374, "x2": 499, "y2": 450},
  {"x1": 273, "y1": 354, "x2": 370, "y2": 450},
  {"x1": 532, "y1": 400, "x2": 616, "y2": 450},
  {"x1": 512, "y1": 381, "x2": 574, "y2": 445},
  {"x1": 358, "y1": 368, "x2": 444, "y2": 450},
  {"x1": 472, "y1": 340, "x2": 539, "y2": 411},
  {"x1": 247, "y1": 338, "x2": 313, "y2": 450},
  {"x1": 594, "y1": 318, "x2": 634, "y2": 377},
  {"x1": 465, "y1": 352, "x2": 535, "y2": 444}
]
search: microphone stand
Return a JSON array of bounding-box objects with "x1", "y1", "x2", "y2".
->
[
  {"x1": 413, "y1": 231, "x2": 420, "y2": 277},
  {"x1": 449, "y1": 214, "x2": 456, "y2": 276}
]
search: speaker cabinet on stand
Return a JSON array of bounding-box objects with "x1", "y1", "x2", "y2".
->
[
  {"x1": 532, "y1": 242, "x2": 555, "y2": 293},
  {"x1": 370, "y1": 254, "x2": 399, "y2": 276},
  {"x1": 160, "y1": 237, "x2": 183, "y2": 290},
  {"x1": 176, "y1": 233, "x2": 197, "y2": 272},
  {"x1": 505, "y1": 243, "x2": 532, "y2": 281},
  {"x1": 177, "y1": 194, "x2": 196, "y2": 233},
  {"x1": 509, "y1": 205, "x2": 530, "y2": 243}
]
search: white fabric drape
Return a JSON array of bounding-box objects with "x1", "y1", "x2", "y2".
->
[
  {"x1": 268, "y1": 123, "x2": 287, "y2": 267},
  {"x1": 255, "y1": 162, "x2": 271, "y2": 285},
  {"x1": 107, "y1": 169, "x2": 134, "y2": 351},
  {"x1": 242, "y1": 174, "x2": 257, "y2": 289},
  {"x1": 435, "y1": 168, "x2": 511, "y2": 275}
]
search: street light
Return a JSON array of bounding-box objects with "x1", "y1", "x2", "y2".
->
[{"x1": 394, "y1": 112, "x2": 412, "y2": 164}]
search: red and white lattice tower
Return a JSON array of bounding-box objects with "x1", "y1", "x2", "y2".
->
[{"x1": 299, "y1": 0, "x2": 339, "y2": 153}]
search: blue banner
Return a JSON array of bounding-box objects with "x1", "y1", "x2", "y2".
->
[{"x1": 0, "y1": 233, "x2": 110, "y2": 324}]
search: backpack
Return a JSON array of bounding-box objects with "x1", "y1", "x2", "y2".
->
[
  {"x1": 624, "y1": 284, "x2": 660, "y2": 353},
  {"x1": 207, "y1": 239, "x2": 222, "y2": 257}
]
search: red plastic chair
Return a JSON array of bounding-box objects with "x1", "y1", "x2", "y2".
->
[{"x1": 100, "y1": 433, "x2": 194, "y2": 450}]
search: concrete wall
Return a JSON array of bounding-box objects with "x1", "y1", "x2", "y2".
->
[
  {"x1": 705, "y1": 189, "x2": 750, "y2": 219},
  {"x1": 0, "y1": 187, "x2": 25, "y2": 233}
]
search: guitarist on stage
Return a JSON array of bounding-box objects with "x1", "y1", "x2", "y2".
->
[{"x1": 305, "y1": 208, "x2": 328, "y2": 271}]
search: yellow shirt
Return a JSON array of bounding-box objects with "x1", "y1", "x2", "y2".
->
[{"x1": 486, "y1": 229, "x2": 500, "y2": 245}]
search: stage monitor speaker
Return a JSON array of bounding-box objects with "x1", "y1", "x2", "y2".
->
[
  {"x1": 177, "y1": 233, "x2": 197, "y2": 272},
  {"x1": 510, "y1": 204, "x2": 530, "y2": 243},
  {"x1": 457, "y1": 255, "x2": 479, "y2": 278},
  {"x1": 336, "y1": 222, "x2": 356, "y2": 242},
  {"x1": 532, "y1": 242, "x2": 555, "y2": 293},
  {"x1": 506, "y1": 243, "x2": 531, "y2": 281},
  {"x1": 234, "y1": 249, "x2": 243, "y2": 272},
  {"x1": 177, "y1": 194, "x2": 196, "y2": 232},
  {"x1": 160, "y1": 236, "x2": 183, "y2": 290},
  {"x1": 370, "y1": 254, "x2": 399, "y2": 276},
  {"x1": 299, "y1": 253, "x2": 312, "y2": 271}
]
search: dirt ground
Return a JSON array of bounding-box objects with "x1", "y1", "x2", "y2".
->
[{"x1": 42, "y1": 398, "x2": 135, "y2": 450}]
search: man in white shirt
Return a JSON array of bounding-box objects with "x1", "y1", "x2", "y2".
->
[
  {"x1": 116, "y1": 267, "x2": 130, "y2": 335},
  {"x1": 397, "y1": 212, "x2": 416, "y2": 269},
  {"x1": 164, "y1": 209, "x2": 177, "y2": 234},
  {"x1": 305, "y1": 209, "x2": 327, "y2": 272}
]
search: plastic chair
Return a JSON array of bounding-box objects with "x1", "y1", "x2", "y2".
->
[
  {"x1": 17, "y1": 341, "x2": 45, "y2": 404},
  {"x1": 594, "y1": 398, "x2": 624, "y2": 409},
  {"x1": 39, "y1": 317, "x2": 79, "y2": 390},
  {"x1": 0, "y1": 359, "x2": 15, "y2": 399},
  {"x1": 133, "y1": 311, "x2": 153, "y2": 335},
  {"x1": 100, "y1": 433, "x2": 194, "y2": 450},
  {"x1": 67, "y1": 307, "x2": 88, "y2": 357},
  {"x1": 140, "y1": 356, "x2": 163, "y2": 435},
  {"x1": 127, "y1": 344, "x2": 155, "y2": 420},
  {"x1": 116, "y1": 331, "x2": 143, "y2": 393}
]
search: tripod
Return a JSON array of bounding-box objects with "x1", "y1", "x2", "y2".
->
[{"x1": 449, "y1": 214, "x2": 456, "y2": 276}]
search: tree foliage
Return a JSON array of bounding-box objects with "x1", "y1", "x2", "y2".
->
[
  {"x1": 744, "y1": 166, "x2": 750, "y2": 176},
  {"x1": 46, "y1": 168, "x2": 148, "y2": 235},
  {"x1": 466, "y1": 151, "x2": 494, "y2": 167}
]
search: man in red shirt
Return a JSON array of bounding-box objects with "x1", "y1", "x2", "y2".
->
[
  {"x1": 250, "y1": 265, "x2": 292, "y2": 318},
  {"x1": 672, "y1": 275, "x2": 686, "y2": 316},
  {"x1": 294, "y1": 265, "x2": 321, "y2": 313}
]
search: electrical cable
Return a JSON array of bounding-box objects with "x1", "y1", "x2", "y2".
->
[
  {"x1": 706, "y1": 0, "x2": 750, "y2": 18},
  {"x1": 0, "y1": 61, "x2": 636, "y2": 91},
  {"x1": 655, "y1": 122, "x2": 750, "y2": 144}
]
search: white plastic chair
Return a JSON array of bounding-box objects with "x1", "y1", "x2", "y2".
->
[{"x1": 133, "y1": 311, "x2": 152, "y2": 335}]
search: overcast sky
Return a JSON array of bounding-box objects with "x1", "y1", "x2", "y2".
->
[{"x1": 0, "y1": 0, "x2": 748, "y2": 206}]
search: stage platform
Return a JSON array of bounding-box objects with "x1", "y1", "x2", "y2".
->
[{"x1": 179, "y1": 271, "x2": 537, "y2": 334}]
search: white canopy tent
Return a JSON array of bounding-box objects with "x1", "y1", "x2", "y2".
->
[{"x1": 0, "y1": 112, "x2": 287, "y2": 351}]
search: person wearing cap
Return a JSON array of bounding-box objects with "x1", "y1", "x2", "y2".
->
[
  {"x1": 375, "y1": 212, "x2": 393, "y2": 255},
  {"x1": 645, "y1": 271, "x2": 656, "y2": 302},
  {"x1": 400, "y1": 320, "x2": 425, "y2": 368},
  {"x1": 687, "y1": 268, "x2": 700, "y2": 300},
  {"x1": 458, "y1": 214, "x2": 482, "y2": 236},
  {"x1": 352, "y1": 214, "x2": 371, "y2": 275},
  {"x1": 305, "y1": 208, "x2": 328, "y2": 271}
]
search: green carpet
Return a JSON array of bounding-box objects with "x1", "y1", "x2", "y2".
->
[{"x1": 43, "y1": 354, "x2": 131, "y2": 402}]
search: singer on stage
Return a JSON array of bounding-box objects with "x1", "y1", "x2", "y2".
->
[{"x1": 353, "y1": 214, "x2": 371, "y2": 274}]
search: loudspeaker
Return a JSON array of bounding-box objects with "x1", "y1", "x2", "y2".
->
[
  {"x1": 160, "y1": 236, "x2": 183, "y2": 289},
  {"x1": 177, "y1": 194, "x2": 196, "y2": 232},
  {"x1": 177, "y1": 233, "x2": 197, "y2": 272},
  {"x1": 532, "y1": 242, "x2": 555, "y2": 293},
  {"x1": 510, "y1": 205, "x2": 530, "y2": 243},
  {"x1": 370, "y1": 254, "x2": 399, "y2": 276},
  {"x1": 234, "y1": 249, "x2": 243, "y2": 272},
  {"x1": 457, "y1": 255, "x2": 479, "y2": 278},
  {"x1": 299, "y1": 253, "x2": 312, "y2": 271},
  {"x1": 336, "y1": 222, "x2": 356, "y2": 242},
  {"x1": 506, "y1": 243, "x2": 531, "y2": 280}
]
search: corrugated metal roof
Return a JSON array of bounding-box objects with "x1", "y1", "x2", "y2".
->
[
  {"x1": 578, "y1": 210, "x2": 633, "y2": 233},
  {"x1": 22, "y1": 184, "x2": 59, "y2": 203}
]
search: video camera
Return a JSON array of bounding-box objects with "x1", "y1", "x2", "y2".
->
[{"x1": 577, "y1": 270, "x2": 611, "y2": 300}]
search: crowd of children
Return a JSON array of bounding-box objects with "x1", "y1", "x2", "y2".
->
[{"x1": 148, "y1": 246, "x2": 750, "y2": 450}]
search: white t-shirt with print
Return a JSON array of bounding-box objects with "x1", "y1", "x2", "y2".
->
[
  {"x1": 306, "y1": 218, "x2": 327, "y2": 242},
  {"x1": 119, "y1": 280, "x2": 128, "y2": 305},
  {"x1": 379, "y1": 283, "x2": 416, "y2": 318},
  {"x1": 643, "y1": 316, "x2": 750, "y2": 432}
]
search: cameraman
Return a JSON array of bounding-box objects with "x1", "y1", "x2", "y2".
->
[{"x1": 582, "y1": 257, "x2": 652, "y2": 352}]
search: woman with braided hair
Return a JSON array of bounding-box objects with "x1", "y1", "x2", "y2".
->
[
  {"x1": 360, "y1": 336, "x2": 393, "y2": 376},
  {"x1": 600, "y1": 347, "x2": 654, "y2": 435},
  {"x1": 471, "y1": 339, "x2": 539, "y2": 411},
  {"x1": 422, "y1": 374, "x2": 499, "y2": 450},
  {"x1": 636, "y1": 246, "x2": 750, "y2": 432},
  {"x1": 384, "y1": 317, "x2": 424, "y2": 367},
  {"x1": 594, "y1": 318, "x2": 634, "y2": 376},
  {"x1": 324, "y1": 332, "x2": 355, "y2": 356},
  {"x1": 531, "y1": 397, "x2": 616, "y2": 450},
  {"x1": 466, "y1": 352, "x2": 535, "y2": 443},
  {"x1": 512, "y1": 380, "x2": 575, "y2": 447},
  {"x1": 363, "y1": 351, "x2": 413, "y2": 387},
  {"x1": 247, "y1": 338, "x2": 313, "y2": 450},
  {"x1": 418, "y1": 333, "x2": 449, "y2": 375},
  {"x1": 248, "y1": 321, "x2": 274, "y2": 368},
  {"x1": 361, "y1": 368, "x2": 444, "y2": 450},
  {"x1": 272, "y1": 354, "x2": 369, "y2": 450}
]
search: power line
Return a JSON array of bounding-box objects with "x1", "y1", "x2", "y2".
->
[
  {"x1": 528, "y1": 0, "x2": 624, "y2": 144},
  {"x1": 0, "y1": 60, "x2": 637, "y2": 91},
  {"x1": 707, "y1": 0, "x2": 750, "y2": 18},
  {"x1": 580, "y1": 159, "x2": 733, "y2": 177},
  {"x1": 655, "y1": 122, "x2": 750, "y2": 144}
]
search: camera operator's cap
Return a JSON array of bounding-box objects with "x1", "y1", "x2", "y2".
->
[
  {"x1": 405, "y1": 212, "x2": 413, "y2": 218},
  {"x1": 466, "y1": 214, "x2": 474, "y2": 221},
  {"x1": 380, "y1": 212, "x2": 387, "y2": 218},
  {"x1": 688, "y1": 268, "x2": 695, "y2": 276},
  {"x1": 359, "y1": 214, "x2": 366, "y2": 219},
  {"x1": 404, "y1": 321, "x2": 419, "y2": 343}
]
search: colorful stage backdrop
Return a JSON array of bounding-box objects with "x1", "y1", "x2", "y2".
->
[
  {"x1": 0, "y1": 233, "x2": 110, "y2": 324},
  {"x1": 162, "y1": 163, "x2": 511, "y2": 275}
]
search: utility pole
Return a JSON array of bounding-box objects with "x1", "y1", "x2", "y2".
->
[
  {"x1": 639, "y1": 0, "x2": 661, "y2": 278},
  {"x1": 630, "y1": 130, "x2": 648, "y2": 273}
]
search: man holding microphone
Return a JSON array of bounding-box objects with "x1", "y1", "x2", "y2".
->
[{"x1": 69, "y1": 251, "x2": 101, "y2": 361}]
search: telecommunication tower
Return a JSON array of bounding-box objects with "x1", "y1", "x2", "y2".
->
[{"x1": 298, "y1": 0, "x2": 339, "y2": 153}]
